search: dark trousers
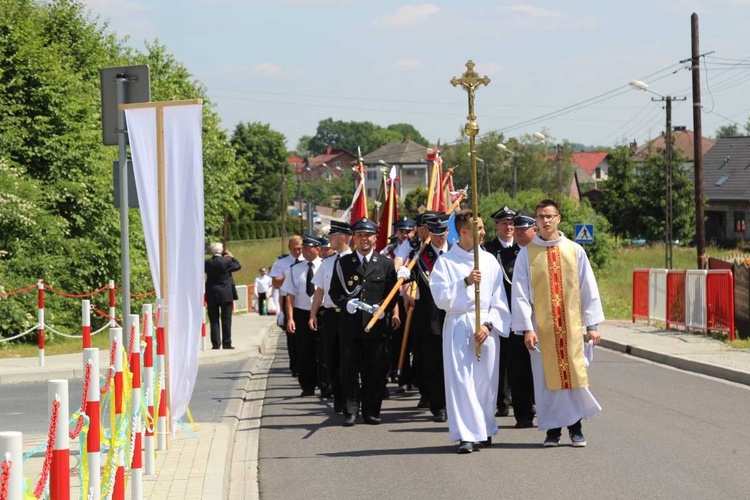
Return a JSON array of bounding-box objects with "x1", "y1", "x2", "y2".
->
[
  {"x1": 315, "y1": 310, "x2": 331, "y2": 395},
  {"x1": 420, "y1": 333, "x2": 445, "y2": 416},
  {"x1": 340, "y1": 334, "x2": 388, "y2": 418},
  {"x1": 497, "y1": 336, "x2": 511, "y2": 413},
  {"x1": 548, "y1": 419, "x2": 582, "y2": 437},
  {"x1": 507, "y1": 333, "x2": 535, "y2": 423},
  {"x1": 207, "y1": 300, "x2": 233, "y2": 349},
  {"x1": 411, "y1": 329, "x2": 427, "y2": 398},
  {"x1": 257, "y1": 292, "x2": 267, "y2": 315},
  {"x1": 293, "y1": 308, "x2": 318, "y2": 393},
  {"x1": 280, "y1": 296, "x2": 297, "y2": 374},
  {"x1": 322, "y1": 308, "x2": 343, "y2": 408}
]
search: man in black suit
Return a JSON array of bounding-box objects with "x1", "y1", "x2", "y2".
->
[
  {"x1": 329, "y1": 217, "x2": 401, "y2": 426},
  {"x1": 205, "y1": 242, "x2": 242, "y2": 349}
]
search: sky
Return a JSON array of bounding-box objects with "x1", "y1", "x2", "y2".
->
[{"x1": 82, "y1": 0, "x2": 750, "y2": 152}]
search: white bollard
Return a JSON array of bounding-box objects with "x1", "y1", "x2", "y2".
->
[
  {"x1": 48, "y1": 379, "x2": 70, "y2": 499},
  {"x1": 82, "y1": 299, "x2": 91, "y2": 349},
  {"x1": 109, "y1": 327, "x2": 125, "y2": 499},
  {"x1": 129, "y1": 314, "x2": 143, "y2": 500},
  {"x1": 142, "y1": 304, "x2": 155, "y2": 475},
  {"x1": 130, "y1": 420, "x2": 143, "y2": 500},
  {"x1": 0, "y1": 431, "x2": 23, "y2": 500},
  {"x1": 82, "y1": 348, "x2": 100, "y2": 500},
  {"x1": 155, "y1": 299, "x2": 167, "y2": 451}
]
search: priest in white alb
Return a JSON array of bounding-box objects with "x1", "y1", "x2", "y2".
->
[
  {"x1": 511, "y1": 199, "x2": 604, "y2": 448},
  {"x1": 429, "y1": 210, "x2": 511, "y2": 454}
]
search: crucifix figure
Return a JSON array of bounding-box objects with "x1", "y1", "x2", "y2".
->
[{"x1": 450, "y1": 60, "x2": 491, "y2": 125}]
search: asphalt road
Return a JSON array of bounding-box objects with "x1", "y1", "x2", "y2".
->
[
  {"x1": 258, "y1": 345, "x2": 750, "y2": 500},
  {"x1": 0, "y1": 360, "x2": 246, "y2": 438}
]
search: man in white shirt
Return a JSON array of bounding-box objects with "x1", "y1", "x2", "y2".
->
[
  {"x1": 309, "y1": 221, "x2": 353, "y2": 412},
  {"x1": 269, "y1": 235, "x2": 303, "y2": 375},
  {"x1": 429, "y1": 210, "x2": 511, "y2": 454},
  {"x1": 281, "y1": 234, "x2": 323, "y2": 396},
  {"x1": 253, "y1": 267, "x2": 273, "y2": 315},
  {"x1": 511, "y1": 199, "x2": 604, "y2": 448}
]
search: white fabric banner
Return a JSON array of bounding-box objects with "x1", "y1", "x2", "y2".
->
[{"x1": 125, "y1": 103, "x2": 204, "y2": 431}]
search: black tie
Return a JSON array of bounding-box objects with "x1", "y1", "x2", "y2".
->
[
  {"x1": 439, "y1": 250, "x2": 443, "y2": 255},
  {"x1": 306, "y1": 262, "x2": 315, "y2": 296},
  {"x1": 362, "y1": 256, "x2": 368, "y2": 272}
]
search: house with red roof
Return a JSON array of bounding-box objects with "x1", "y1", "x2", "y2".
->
[
  {"x1": 287, "y1": 146, "x2": 357, "y2": 182},
  {"x1": 570, "y1": 151, "x2": 610, "y2": 189}
]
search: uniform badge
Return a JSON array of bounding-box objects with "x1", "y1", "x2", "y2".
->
[
  {"x1": 347, "y1": 281, "x2": 354, "y2": 286},
  {"x1": 353, "y1": 276, "x2": 359, "y2": 281},
  {"x1": 425, "y1": 271, "x2": 430, "y2": 277}
]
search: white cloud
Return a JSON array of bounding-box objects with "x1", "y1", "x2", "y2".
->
[
  {"x1": 373, "y1": 3, "x2": 441, "y2": 27},
  {"x1": 478, "y1": 62, "x2": 502, "y2": 75},
  {"x1": 254, "y1": 63, "x2": 284, "y2": 77},
  {"x1": 81, "y1": 0, "x2": 155, "y2": 41},
  {"x1": 499, "y1": 4, "x2": 564, "y2": 19},
  {"x1": 395, "y1": 58, "x2": 428, "y2": 69}
]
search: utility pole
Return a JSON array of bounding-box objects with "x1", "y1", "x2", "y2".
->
[
  {"x1": 281, "y1": 162, "x2": 287, "y2": 254},
  {"x1": 652, "y1": 95, "x2": 685, "y2": 269},
  {"x1": 555, "y1": 143, "x2": 562, "y2": 197},
  {"x1": 691, "y1": 13, "x2": 707, "y2": 269}
]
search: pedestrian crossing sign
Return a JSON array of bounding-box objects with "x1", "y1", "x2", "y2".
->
[{"x1": 574, "y1": 224, "x2": 594, "y2": 244}]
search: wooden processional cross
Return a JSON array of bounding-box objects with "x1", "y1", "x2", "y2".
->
[
  {"x1": 451, "y1": 60, "x2": 490, "y2": 361},
  {"x1": 117, "y1": 98, "x2": 203, "y2": 443}
]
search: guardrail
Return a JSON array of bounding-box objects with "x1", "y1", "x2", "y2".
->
[{"x1": 632, "y1": 268, "x2": 735, "y2": 340}]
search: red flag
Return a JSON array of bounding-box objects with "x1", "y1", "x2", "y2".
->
[
  {"x1": 430, "y1": 151, "x2": 444, "y2": 212},
  {"x1": 347, "y1": 148, "x2": 368, "y2": 224},
  {"x1": 375, "y1": 167, "x2": 399, "y2": 251}
]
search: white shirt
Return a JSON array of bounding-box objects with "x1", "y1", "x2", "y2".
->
[
  {"x1": 498, "y1": 237, "x2": 514, "y2": 249},
  {"x1": 280, "y1": 257, "x2": 323, "y2": 311},
  {"x1": 253, "y1": 274, "x2": 272, "y2": 295},
  {"x1": 313, "y1": 249, "x2": 352, "y2": 309},
  {"x1": 394, "y1": 238, "x2": 413, "y2": 262},
  {"x1": 269, "y1": 254, "x2": 302, "y2": 296},
  {"x1": 356, "y1": 249, "x2": 374, "y2": 265}
]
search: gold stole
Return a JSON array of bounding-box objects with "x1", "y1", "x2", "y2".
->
[{"x1": 528, "y1": 238, "x2": 589, "y2": 391}]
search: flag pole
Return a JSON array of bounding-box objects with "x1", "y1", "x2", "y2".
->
[{"x1": 451, "y1": 61, "x2": 490, "y2": 362}]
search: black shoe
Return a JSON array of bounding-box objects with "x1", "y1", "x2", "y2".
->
[
  {"x1": 343, "y1": 414, "x2": 356, "y2": 427},
  {"x1": 291, "y1": 372, "x2": 299, "y2": 378},
  {"x1": 478, "y1": 436, "x2": 492, "y2": 448},
  {"x1": 211, "y1": 347, "x2": 220, "y2": 350},
  {"x1": 223, "y1": 346, "x2": 235, "y2": 350},
  {"x1": 457, "y1": 441, "x2": 474, "y2": 454},
  {"x1": 333, "y1": 403, "x2": 345, "y2": 413},
  {"x1": 320, "y1": 390, "x2": 333, "y2": 399},
  {"x1": 395, "y1": 385, "x2": 408, "y2": 394},
  {"x1": 417, "y1": 396, "x2": 429, "y2": 409},
  {"x1": 433, "y1": 409, "x2": 447, "y2": 423},
  {"x1": 363, "y1": 415, "x2": 381, "y2": 425},
  {"x1": 495, "y1": 408, "x2": 510, "y2": 417},
  {"x1": 544, "y1": 430, "x2": 561, "y2": 447},
  {"x1": 514, "y1": 420, "x2": 535, "y2": 429},
  {"x1": 300, "y1": 390, "x2": 315, "y2": 397}
]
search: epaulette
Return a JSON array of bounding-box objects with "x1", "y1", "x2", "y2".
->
[
  {"x1": 290, "y1": 259, "x2": 304, "y2": 268},
  {"x1": 278, "y1": 253, "x2": 289, "y2": 259}
]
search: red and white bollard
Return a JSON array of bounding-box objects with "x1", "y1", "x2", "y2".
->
[
  {"x1": 48, "y1": 379, "x2": 69, "y2": 500},
  {"x1": 142, "y1": 304, "x2": 155, "y2": 475},
  {"x1": 0, "y1": 431, "x2": 23, "y2": 500},
  {"x1": 108, "y1": 280, "x2": 116, "y2": 328},
  {"x1": 129, "y1": 314, "x2": 143, "y2": 500},
  {"x1": 82, "y1": 348, "x2": 100, "y2": 500},
  {"x1": 38, "y1": 280, "x2": 45, "y2": 367},
  {"x1": 156, "y1": 299, "x2": 167, "y2": 451},
  {"x1": 201, "y1": 292, "x2": 207, "y2": 351},
  {"x1": 82, "y1": 299, "x2": 91, "y2": 349},
  {"x1": 109, "y1": 327, "x2": 125, "y2": 500}
]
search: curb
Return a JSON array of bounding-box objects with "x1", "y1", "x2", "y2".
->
[
  {"x1": 222, "y1": 322, "x2": 279, "y2": 497},
  {"x1": 599, "y1": 338, "x2": 750, "y2": 387}
]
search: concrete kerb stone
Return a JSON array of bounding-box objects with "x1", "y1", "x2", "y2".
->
[
  {"x1": 221, "y1": 322, "x2": 279, "y2": 497},
  {"x1": 600, "y1": 338, "x2": 750, "y2": 387}
]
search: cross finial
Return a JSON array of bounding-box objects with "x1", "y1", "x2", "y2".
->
[{"x1": 450, "y1": 60, "x2": 490, "y2": 124}]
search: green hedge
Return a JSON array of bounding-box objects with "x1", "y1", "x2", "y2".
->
[{"x1": 228, "y1": 218, "x2": 304, "y2": 240}]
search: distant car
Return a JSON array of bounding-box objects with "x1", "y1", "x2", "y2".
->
[
  {"x1": 288, "y1": 208, "x2": 301, "y2": 217},
  {"x1": 313, "y1": 213, "x2": 322, "y2": 225},
  {"x1": 631, "y1": 236, "x2": 647, "y2": 247}
]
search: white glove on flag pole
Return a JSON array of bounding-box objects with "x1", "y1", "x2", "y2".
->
[{"x1": 124, "y1": 100, "x2": 204, "y2": 435}]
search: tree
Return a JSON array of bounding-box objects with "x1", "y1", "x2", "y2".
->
[
  {"x1": 386, "y1": 123, "x2": 430, "y2": 146},
  {"x1": 403, "y1": 186, "x2": 428, "y2": 217},
  {"x1": 305, "y1": 118, "x2": 430, "y2": 156},
  {"x1": 715, "y1": 124, "x2": 740, "y2": 139},
  {"x1": 230, "y1": 122, "x2": 287, "y2": 221},
  {"x1": 597, "y1": 146, "x2": 640, "y2": 240}
]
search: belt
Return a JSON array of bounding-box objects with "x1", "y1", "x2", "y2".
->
[{"x1": 323, "y1": 306, "x2": 341, "y2": 313}]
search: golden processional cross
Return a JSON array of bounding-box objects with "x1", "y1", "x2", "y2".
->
[{"x1": 451, "y1": 60, "x2": 490, "y2": 361}]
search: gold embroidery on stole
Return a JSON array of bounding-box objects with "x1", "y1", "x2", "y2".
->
[{"x1": 528, "y1": 238, "x2": 588, "y2": 390}]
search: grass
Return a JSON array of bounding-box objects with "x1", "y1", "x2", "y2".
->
[
  {"x1": 0, "y1": 329, "x2": 112, "y2": 359},
  {"x1": 227, "y1": 238, "x2": 287, "y2": 286}
]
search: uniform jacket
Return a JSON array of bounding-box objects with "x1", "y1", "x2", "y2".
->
[
  {"x1": 205, "y1": 255, "x2": 242, "y2": 304},
  {"x1": 329, "y1": 251, "x2": 397, "y2": 338},
  {"x1": 483, "y1": 238, "x2": 520, "y2": 302},
  {"x1": 408, "y1": 244, "x2": 448, "y2": 336}
]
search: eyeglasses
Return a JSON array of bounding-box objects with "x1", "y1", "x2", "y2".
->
[{"x1": 535, "y1": 214, "x2": 559, "y2": 221}]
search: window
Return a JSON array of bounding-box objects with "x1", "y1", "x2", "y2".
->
[
  {"x1": 334, "y1": 161, "x2": 340, "y2": 168},
  {"x1": 595, "y1": 167, "x2": 601, "y2": 179},
  {"x1": 734, "y1": 212, "x2": 746, "y2": 233},
  {"x1": 367, "y1": 170, "x2": 378, "y2": 181}
]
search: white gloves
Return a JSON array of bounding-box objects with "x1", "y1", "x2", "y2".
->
[
  {"x1": 396, "y1": 266, "x2": 411, "y2": 280},
  {"x1": 346, "y1": 299, "x2": 360, "y2": 314}
]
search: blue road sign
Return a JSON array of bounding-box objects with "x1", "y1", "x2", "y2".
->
[{"x1": 575, "y1": 224, "x2": 594, "y2": 244}]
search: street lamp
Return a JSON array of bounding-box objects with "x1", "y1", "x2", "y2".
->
[
  {"x1": 629, "y1": 79, "x2": 686, "y2": 269},
  {"x1": 498, "y1": 143, "x2": 520, "y2": 198}
]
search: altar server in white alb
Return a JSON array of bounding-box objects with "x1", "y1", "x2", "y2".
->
[
  {"x1": 511, "y1": 199, "x2": 604, "y2": 448},
  {"x1": 429, "y1": 210, "x2": 511, "y2": 454}
]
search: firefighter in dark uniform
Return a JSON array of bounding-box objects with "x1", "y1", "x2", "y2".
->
[
  {"x1": 483, "y1": 206, "x2": 535, "y2": 427},
  {"x1": 400, "y1": 214, "x2": 451, "y2": 422},
  {"x1": 329, "y1": 218, "x2": 401, "y2": 426}
]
